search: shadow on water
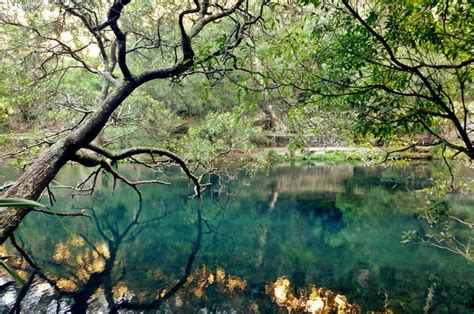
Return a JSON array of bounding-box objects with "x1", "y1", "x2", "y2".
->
[{"x1": 0, "y1": 162, "x2": 472, "y2": 312}]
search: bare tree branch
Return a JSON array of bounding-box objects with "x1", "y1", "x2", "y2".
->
[
  {"x1": 32, "y1": 208, "x2": 92, "y2": 218},
  {"x1": 84, "y1": 143, "x2": 202, "y2": 197}
]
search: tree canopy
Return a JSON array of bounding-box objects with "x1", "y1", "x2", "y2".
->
[{"x1": 253, "y1": 0, "x2": 473, "y2": 159}]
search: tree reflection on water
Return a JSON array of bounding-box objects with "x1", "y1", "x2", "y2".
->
[{"x1": 1, "y1": 200, "x2": 363, "y2": 313}]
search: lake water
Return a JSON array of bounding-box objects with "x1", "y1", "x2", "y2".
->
[{"x1": 0, "y1": 162, "x2": 472, "y2": 313}]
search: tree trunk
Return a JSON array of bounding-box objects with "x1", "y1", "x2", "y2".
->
[{"x1": 0, "y1": 82, "x2": 137, "y2": 244}]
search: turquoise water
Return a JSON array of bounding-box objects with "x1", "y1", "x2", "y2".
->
[{"x1": 0, "y1": 163, "x2": 473, "y2": 312}]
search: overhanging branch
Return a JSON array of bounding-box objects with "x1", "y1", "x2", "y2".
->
[{"x1": 81, "y1": 144, "x2": 202, "y2": 198}]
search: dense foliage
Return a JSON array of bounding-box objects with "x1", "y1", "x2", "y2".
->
[
  {"x1": 246, "y1": 0, "x2": 473, "y2": 159},
  {"x1": 1, "y1": 1, "x2": 472, "y2": 163}
]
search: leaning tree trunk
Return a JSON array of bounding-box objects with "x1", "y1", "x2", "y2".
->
[
  {"x1": 0, "y1": 0, "x2": 255, "y2": 246},
  {"x1": 0, "y1": 82, "x2": 137, "y2": 244}
]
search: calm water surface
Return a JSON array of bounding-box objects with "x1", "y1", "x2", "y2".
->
[{"x1": 0, "y1": 163, "x2": 473, "y2": 313}]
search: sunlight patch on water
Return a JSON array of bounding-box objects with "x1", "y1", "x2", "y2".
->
[{"x1": 266, "y1": 276, "x2": 361, "y2": 313}]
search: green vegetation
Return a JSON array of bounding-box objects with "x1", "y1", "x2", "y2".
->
[
  {"x1": 0, "y1": 1, "x2": 472, "y2": 311},
  {"x1": 1, "y1": 1, "x2": 472, "y2": 163},
  {"x1": 0, "y1": 198, "x2": 46, "y2": 208}
]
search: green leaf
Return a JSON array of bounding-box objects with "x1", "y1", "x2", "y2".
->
[
  {"x1": 0, "y1": 260, "x2": 25, "y2": 285},
  {"x1": 0, "y1": 198, "x2": 47, "y2": 208}
]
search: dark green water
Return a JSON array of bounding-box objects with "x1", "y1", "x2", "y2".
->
[{"x1": 0, "y1": 163, "x2": 473, "y2": 312}]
